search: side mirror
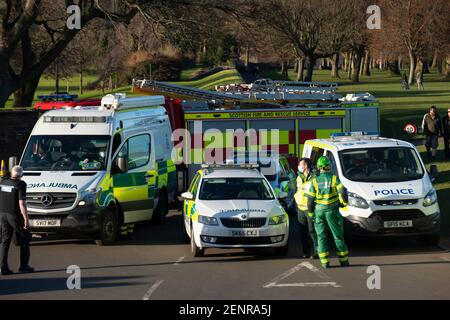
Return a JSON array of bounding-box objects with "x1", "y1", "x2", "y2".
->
[
  {"x1": 113, "y1": 155, "x2": 128, "y2": 174},
  {"x1": 181, "y1": 191, "x2": 194, "y2": 200},
  {"x1": 278, "y1": 191, "x2": 288, "y2": 200},
  {"x1": 429, "y1": 165, "x2": 438, "y2": 182}
]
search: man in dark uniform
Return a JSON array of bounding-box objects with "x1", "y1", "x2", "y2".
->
[{"x1": 0, "y1": 165, "x2": 34, "y2": 275}]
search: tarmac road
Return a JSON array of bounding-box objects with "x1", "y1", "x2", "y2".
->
[{"x1": 1, "y1": 210, "x2": 450, "y2": 300}]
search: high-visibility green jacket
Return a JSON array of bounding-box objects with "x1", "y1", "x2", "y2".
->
[{"x1": 305, "y1": 172, "x2": 348, "y2": 215}]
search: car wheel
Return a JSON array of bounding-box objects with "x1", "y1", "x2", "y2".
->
[
  {"x1": 190, "y1": 225, "x2": 204, "y2": 257},
  {"x1": 152, "y1": 192, "x2": 169, "y2": 223},
  {"x1": 95, "y1": 210, "x2": 118, "y2": 246}
]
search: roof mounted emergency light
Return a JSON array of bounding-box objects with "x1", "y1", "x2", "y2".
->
[
  {"x1": 101, "y1": 93, "x2": 165, "y2": 110},
  {"x1": 202, "y1": 163, "x2": 260, "y2": 170},
  {"x1": 331, "y1": 131, "x2": 379, "y2": 139}
]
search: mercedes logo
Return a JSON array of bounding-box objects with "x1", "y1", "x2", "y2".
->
[{"x1": 41, "y1": 194, "x2": 53, "y2": 207}]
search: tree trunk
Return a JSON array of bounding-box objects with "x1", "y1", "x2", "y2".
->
[
  {"x1": 12, "y1": 75, "x2": 40, "y2": 108},
  {"x1": 348, "y1": 52, "x2": 353, "y2": 80},
  {"x1": 55, "y1": 62, "x2": 60, "y2": 93},
  {"x1": 330, "y1": 52, "x2": 340, "y2": 78},
  {"x1": 431, "y1": 51, "x2": 438, "y2": 68},
  {"x1": 438, "y1": 58, "x2": 444, "y2": 74},
  {"x1": 304, "y1": 53, "x2": 316, "y2": 82},
  {"x1": 296, "y1": 57, "x2": 304, "y2": 81},
  {"x1": 388, "y1": 60, "x2": 401, "y2": 76},
  {"x1": 408, "y1": 51, "x2": 416, "y2": 85},
  {"x1": 351, "y1": 52, "x2": 362, "y2": 83},
  {"x1": 79, "y1": 68, "x2": 83, "y2": 95},
  {"x1": 363, "y1": 51, "x2": 371, "y2": 76},
  {"x1": 422, "y1": 59, "x2": 430, "y2": 74},
  {"x1": 444, "y1": 56, "x2": 450, "y2": 79},
  {"x1": 245, "y1": 44, "x2": 250, "y2": 69},
  {"x1": 281, "y1": 60, "x2": 288, "y2": 78}
]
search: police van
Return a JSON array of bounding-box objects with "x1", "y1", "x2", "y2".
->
[
  {"x1": 303, "y1": 132, "x2": 441, "y2": 244},
  {"x1": 180, "y1": 164, "x2": 290, "y2": 257},
  {"x1": 19, "y1": 94, "x2": 176, "y2": 245}
]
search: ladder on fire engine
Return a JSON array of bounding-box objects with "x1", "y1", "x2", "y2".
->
[{"x1": 132, "y1": 79, "x2": 342, "y2": 105}]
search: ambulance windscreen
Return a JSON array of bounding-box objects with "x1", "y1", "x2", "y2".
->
[
  {"x1": 21, "y1": 135, "x2": 110, "y2": 171},
  {"x1": 338, "y1": 147, "x2": 424, "y2": 183}
]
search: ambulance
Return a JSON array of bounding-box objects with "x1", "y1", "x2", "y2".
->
[
  {"x1": 303, "y1": 132, "x2": 441, "y2": 245},
  {"x1": 180, "y1": 164, "x2": 290, "y2": 257},
  {"x1": 19, "y1": 94, "x2": 176, "y2": 245}
]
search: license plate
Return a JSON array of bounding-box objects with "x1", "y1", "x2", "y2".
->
[
  {"x1": 384, "y1": 220, "x2": 413, "y2": 228},
  {"x1": 230, "y1": 230, "x2": 260, "y2": 237},
  {"x1": 30, "y1": 219, "x2": 61, "y2": 227}
]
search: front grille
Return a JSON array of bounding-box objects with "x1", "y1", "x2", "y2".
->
[
  {"x1": 214, "y1": 236, "x2": 277, "y2": 245},
  {"x1": 27, "y1": 193, "x2": 77, "y2": 209},
  {"x1": 220, "y1": 218, "x2": 267, "y2": 228},
  {"x1": 373, "y1": 199, "x2": 419, "y2": 206},
  {"x1": 370, "y1": 209, "x2": 425, "y2": 221}
]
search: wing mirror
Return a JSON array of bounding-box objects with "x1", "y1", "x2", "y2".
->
[
  {"x1": 181, "y1": 191, "x2": 194, "y2": 200},
  {"x1": 113, "y1": 154, "x2": 128, "y2": 174}
]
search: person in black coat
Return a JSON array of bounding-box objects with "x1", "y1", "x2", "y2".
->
[{"x1": 442, "y1": 109, "x2": 450, "y2": 159}]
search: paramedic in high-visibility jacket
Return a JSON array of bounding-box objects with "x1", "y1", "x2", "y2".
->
[
  {"x1": 306, "y1": 156, "x2": 349, "y2": 268},
  {"x1": 294, "y1": 158, "x2": 318, "y2": 259}
]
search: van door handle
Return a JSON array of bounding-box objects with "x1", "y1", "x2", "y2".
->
[{"x1": 144, "y1": 174, "x2": 154, "y2": 182}]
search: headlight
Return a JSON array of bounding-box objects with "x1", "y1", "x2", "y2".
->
[
  {"x1": 198, "y1": 215, "x2": 218, "y2": 226},
  {"x1": 79, "y1": 189, "x2": 100, "y2": 206},
  {"x1": 269, "y1": 214, "x2": 287, "y2": 225},
  {"x1": 423, "y1": 189, "x2": 437, "y2": 207},
  {"x1": 348, "y1": 192, "x2": 369, "y2": 209}
]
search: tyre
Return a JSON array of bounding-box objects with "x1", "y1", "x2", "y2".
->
[
  {"x1": 95, "y1": 209, "x2": 118, "y2": 246},
  {"x1": 274, "y1": 242, "x2": 289, "y2": 256},
  {"x1": 190, "y1": 225, "x2": 204, "y2": 257},
  {"x1": 152, "y1": 192, "x2": 169, "y2": 223},
  {"x1": 421, "y1": 232, "x2": 440, "y2": 246}
]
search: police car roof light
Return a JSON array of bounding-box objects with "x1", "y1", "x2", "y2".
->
[{"x1": 331, "y1": 131, "x2": 379, "y2": 138}]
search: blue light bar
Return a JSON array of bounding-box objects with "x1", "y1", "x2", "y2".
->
[
  {"x1": 331, "y1": 131, "x2": 379, "y2": 138},
  {"x1": 37, "y1": 94, "x2": 78, "y2": 100}
]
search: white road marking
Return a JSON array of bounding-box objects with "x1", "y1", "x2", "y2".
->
[
  {"x1": 439, "y1": 255, "x2": 450, "y2": 262},
  {"x1": 142, "y1": 280, "x2": 164, "y2": 300},
  {"x1": 174, "y1": 256, "x2": 185, "y2": 265},
  {"x1": 263, "y1": 261, "x2": 341, "y2": 288}
]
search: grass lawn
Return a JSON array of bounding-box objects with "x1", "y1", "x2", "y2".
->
[{"x1": 4, "y1": 75, "x2": 137, "y2": 109}]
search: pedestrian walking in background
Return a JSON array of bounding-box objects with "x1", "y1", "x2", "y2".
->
[{"x1": 421, "y1": 106, "x2": 442, "y2": 161}]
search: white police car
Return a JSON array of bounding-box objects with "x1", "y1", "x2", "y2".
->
[
  {"x1": 180, "y1": 164, "x2": 289, "y2": 257},
  {"x1": 303, "y1": 132, "x2": 441, "y2": 245}
]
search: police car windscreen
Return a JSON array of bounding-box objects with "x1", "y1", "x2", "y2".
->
[
  {"x1": 21, "y1": 135, "x2": 110, "y2": 171},
  {"x1": 199, "y1": 178, "x2": 275, "y2": 200},
  {"x1": 338, "y1": 147, "x2": 424, "y2": 183}
]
